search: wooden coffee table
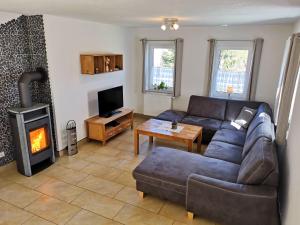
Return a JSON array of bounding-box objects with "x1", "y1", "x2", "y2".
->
[{"x1": 134, "y1": 119, "x2": 202, "y2": 155}]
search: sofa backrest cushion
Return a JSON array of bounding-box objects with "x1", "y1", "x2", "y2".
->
[
  {"x1": 187, "y1": 95, "x2": 226, "y2": 120},
  {"x1": 246, "y1": 112, "x2": 272, "y2": 139},
  {"x1": 242, "y1": 119, "x2": 275, "y2": 158},
  {"x1": 225, "y1": 100, "x2": 261, "y2": 121},
  {"x1": 237, "y1": 137, "x2": 278, "y2": 186},
  {"x1": 255, "y1": 103, "x2": 273, "y2": 122}
]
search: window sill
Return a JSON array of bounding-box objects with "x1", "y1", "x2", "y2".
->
[{"x1": 144, "y1": 89, "x2": 173, "y2": 96}]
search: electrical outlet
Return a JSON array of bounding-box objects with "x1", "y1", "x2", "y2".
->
[{"x1": 0, "y1": 152, "x2": 5, "y2": 158}]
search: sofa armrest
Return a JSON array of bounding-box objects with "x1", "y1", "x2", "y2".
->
[
  {"x1": 155, "y1": 110, "x2": 187, "y2": 122},
  {"x1": 186, "y1": 174, "x2": 279, "y2": 225}
]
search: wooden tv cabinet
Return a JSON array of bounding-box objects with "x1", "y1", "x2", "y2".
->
[{"x1": 85, "y1": 108, "x2": 133, "y2": 145}]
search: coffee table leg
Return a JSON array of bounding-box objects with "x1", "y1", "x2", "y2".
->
[
  {"x1": 134, "y1": 130, "x2": 139, "y2": 155},
  {"x1": 149, "y1": 136, "x2": 153, "y2": 143},
  {"x1": 188, "y1": 141, "x2": 193, "y2": 152},
  {"x1": 197, "y1": 132, "x2": 202, "y2": 154}
]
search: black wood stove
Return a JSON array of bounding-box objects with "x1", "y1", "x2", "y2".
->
[{"x1": 8, "y1": 69, "x2": 55, "y2": 176}]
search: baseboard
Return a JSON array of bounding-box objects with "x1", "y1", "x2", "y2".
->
[{"x1": 133, "y1": 113, "x2": 153, "y2": 119}]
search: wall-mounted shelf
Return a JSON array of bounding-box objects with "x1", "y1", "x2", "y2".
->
[{"x1": 80, "y1": 54, "x2": 123, "y2": 75}]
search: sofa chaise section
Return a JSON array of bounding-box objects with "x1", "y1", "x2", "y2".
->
[{"x1": 133, "y1": 147, "x2": 239, "y2": 205}]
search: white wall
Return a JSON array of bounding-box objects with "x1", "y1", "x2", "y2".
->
[
  {"x1": 132, "y1": 24, "x2": 292, "y2": 116},
  {"x1": 44, "y1": 15, "x2": 135, "y2": 150},
  {"x1": 281, "y1": 19, "x2": 300, "y2": 225},
  {"x1": 0, "y1": 11, "x2": 20, "y2": 24},
  {"x1": 294, "y1": 19, "x2": 300, "y2": 33}
]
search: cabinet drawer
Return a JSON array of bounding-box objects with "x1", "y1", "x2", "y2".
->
[
  {"x1": 106, "y1": 130, "x2": 115, "y2": 138},
  {"x1": 121, "y1": 121, "x2": 131, "y2": 129}
]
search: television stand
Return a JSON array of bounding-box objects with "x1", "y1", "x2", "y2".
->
[
  {"x1": 85, "y1": 108, "x2": 133, "y2": 145},
  {"x1": 102, "y1": 110, "x2": 122, "y2": 118}
]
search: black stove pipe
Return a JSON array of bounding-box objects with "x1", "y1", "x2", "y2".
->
[{"x1": 18, "y1": 68, "x2": 47, "y2": 108}]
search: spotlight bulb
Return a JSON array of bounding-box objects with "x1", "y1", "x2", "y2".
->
[
  {"x1": 161, "y1": 24, "x2": 167, "y2": 31},
  {"x1": 173, "y1": 23, "x2": 179, "y2": 30}
]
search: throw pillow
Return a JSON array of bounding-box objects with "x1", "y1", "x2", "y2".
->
[{"x1": 234, "y1": 106, "x2": 257, "y2": 128}]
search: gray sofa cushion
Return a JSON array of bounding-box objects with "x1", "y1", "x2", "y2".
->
[
  {"x1": 243, "y1": 120, "x2": 275, "y2": 158},
  {"x1": 212, "y1": 129, "x2": 246, "y2": 146},
  {"x1": 225, "y1": 100, "x2": 261, "y2": 121},
  {"x1": 181, "y1": 116, "x2": 222, "y2": 131},
  {"x1": 133, "y1": 147, "x2": 240, "y2": 194},
  {"x1": 246, "y1": 111, "x2": 272, "y2": 138},
  {"x1": 155, "y1": 110, "x2": 186, "y2": 122},
  {"x1": 238, "y1": 137, "x2": 278, "y2": 186},
  {"x1": 220, "y1": 121, "x2": 246, "y2": 132},
  {"x1": 255, "y1": 103, "x2": 273, "y2": 122},
  {"x1": 181, "y1": 116, "x2": 222, "y2": 143},
  {"x1": 204, "y1": 141, "x2": 243, "y2": 165},
  {"x1": 187, "y1": 95, "x2": 226, "y2": 120}
]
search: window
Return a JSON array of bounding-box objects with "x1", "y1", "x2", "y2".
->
[
  {"x1": 210, "y1": 41, "x2": 254, "y2": 100},
  {"x1": 144, "y1": 41, "x2": 175, "y2": 94}
]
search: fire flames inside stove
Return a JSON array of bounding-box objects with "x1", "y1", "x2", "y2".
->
[{"x1": 29, "y1": 126, "x2": 48, "y2": 154}]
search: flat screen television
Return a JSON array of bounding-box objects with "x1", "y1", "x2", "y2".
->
[{"x1": 98, "y1": 86, "x2": 123, "y2": 117}]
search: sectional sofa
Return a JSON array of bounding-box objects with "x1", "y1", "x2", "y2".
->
[{"x1": 133, "y1": 95, "x2": 279, "y2": 225}]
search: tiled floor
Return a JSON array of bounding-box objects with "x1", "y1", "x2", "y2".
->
[{"x1": 0, "y1": 117, "x2": 217, "y2": 225}]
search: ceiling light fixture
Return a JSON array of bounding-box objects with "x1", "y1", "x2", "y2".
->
[
  {"x1": 160, "y1": 24, "x2": 167, "y2": 31},
  {"x1": 161, "y1": 18, "x2": 179, "y2": 31}
]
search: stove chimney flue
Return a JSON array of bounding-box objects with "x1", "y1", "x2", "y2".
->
[{"x1": 18, "y1": 68, "x2": 47, "y2": 108}]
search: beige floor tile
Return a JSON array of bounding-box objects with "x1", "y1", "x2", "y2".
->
[
  {"x1": 77, "y1": 175, "x2": 123, "y2": 198},
  {"x1": 71, "y1": 191, "x2": 124, "y2": 219},
  {"x1": 73, "y1": 144, "x2": 98, "y2": 159},
  {"x1": 0, "y1": 183, "x2": 42, "y2": 208},
  {"x1": 37, "y1": 178, "x2": 85, "y2": 203},
  {"x1": 66, "y1": 209, "x2": 122, "y2": 225},
  {"x1": 0, "y1": 200, "x2": 33, "y2": 225},
  {"x1": 105, "y1": 139, "x2": 122, "y2": 148},
  {"x1": 115, "y1": 150, "x2": 146, "y2": 161},
  {"x1": 159, "y1": 202, "x2": 215, "y2": 225},
  {"x1": 0, "y1": 161, "x2": 17, "y2": 173},
  {"x1": 81, "y1": 163, "x2": 123, "y2": 181},
  {"x1": 114, "y1": 171, "x2": 136, "y2": 188},
  {"x1": 43, "y1": 165, "x2": 89, "y2": 185},
  {"x1": 23, "y1": 215, "x2": 56, "y2": 225},
  {"x1": 93, "y1": 146, "x2": 122, "y2": 156},
  {"x1": 25, "y1": 195, "x2": 80, "y2": 225},
  {"x1": 0, "y1": 169, "x2": 51, "y2": 189},
  {"x1": 173, "y1": 222, "x2": 188, "y2": 225},
  {"x1": 115, "y1": 141, "x2": 135, "y2": 152},
  {"x1": 118, "y1": 136, "x2": 134, "y2": 145},
  {"x1": 0, "y1": 177, "x2": 12, "y2": 189},
  {"x1": 115, "y1": 187, "x2": 165, "y2": 213},
  {"x1": 85, "y1": 154, "x2": 126, "y2": 168},
  {"x1": 56, "y1": 157, "x2": 90, "y2": 171},
  {"x1": 79, "y1": 141, "x2": 103, "y2": 151},
  {"x1": 116, "y1": 158, "x2": 144, "y2": 172},
  {"x1": 114, "y1": 204, "x2": 173, "y2": 225}
]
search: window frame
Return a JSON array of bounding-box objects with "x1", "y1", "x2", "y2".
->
[
  {"x1": 210, "y1": 41, "x2": 254, "y2": 100},
  {"x1": 144, "y1": 41, "x2": 176, "y2": 95}
]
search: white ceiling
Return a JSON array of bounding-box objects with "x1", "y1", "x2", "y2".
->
[{"x1": 0, "y1": 0, "x2": 300, "y2": 26}]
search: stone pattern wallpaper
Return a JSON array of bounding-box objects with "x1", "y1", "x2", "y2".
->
[{"x1": 0, "y1": 15, "x2": 56, "y2": 166}]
